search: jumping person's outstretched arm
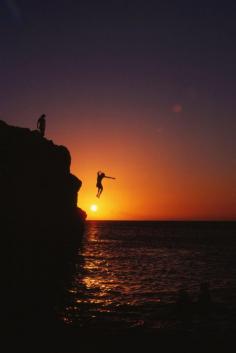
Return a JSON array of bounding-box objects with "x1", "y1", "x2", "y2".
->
[{"x1": 105, "y1": 175, "x2": 116, "y2": 179}]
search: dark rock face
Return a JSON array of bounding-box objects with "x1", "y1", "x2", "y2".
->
[
  {"x1": 0, "y1": 120, "x2": 86, "y2": 334},
  {"x1": 0, "y1": 120, "x2": 86, "y2": 228}
]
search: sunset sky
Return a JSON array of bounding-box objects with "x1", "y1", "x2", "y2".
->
[{"x1": 1, "y1": 1, "x2": 235, "y2": 220}]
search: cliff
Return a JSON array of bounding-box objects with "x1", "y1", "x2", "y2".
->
[
  {"x1": 0, "y1": 120, "x2": 86, "y2": 333},
  {"x1": 0, "y1": 120, "x2": 86, "y2": 229}
]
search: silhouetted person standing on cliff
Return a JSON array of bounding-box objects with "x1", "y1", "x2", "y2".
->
[
  {"x1": 96, "y1": 171, "x2": 115, "y2": 198},
  {"x1": 37, "y1": 114, "x2": 46, "y2": 137}
]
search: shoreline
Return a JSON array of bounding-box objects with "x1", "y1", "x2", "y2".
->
[{"x1": 5, "y1": 323, "x2": 235, "y2": 353}]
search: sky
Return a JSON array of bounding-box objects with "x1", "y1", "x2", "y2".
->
[{"x1": 1, "y1": 0, "x2": 236, "y2": 220}]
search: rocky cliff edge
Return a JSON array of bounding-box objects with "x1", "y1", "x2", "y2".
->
[{"x1": 0, "y1": 120, "x2": 86, "y2": 330}]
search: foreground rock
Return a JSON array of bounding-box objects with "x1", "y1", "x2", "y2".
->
[{"x1": 0, "y1": 120, "x2": 86, "y2": 333}]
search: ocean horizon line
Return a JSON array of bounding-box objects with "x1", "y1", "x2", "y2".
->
[{"x1": 86, "y1": 219, "x2": 236, "y2": 222}]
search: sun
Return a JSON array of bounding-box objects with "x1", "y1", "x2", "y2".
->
[{"x1": 90, "y1": 204, "x2": 98, "y2": 212}]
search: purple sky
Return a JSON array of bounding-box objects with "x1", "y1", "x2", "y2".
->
[{"x1": 1, "y1": 1, "x2": 236, "y2": 219}]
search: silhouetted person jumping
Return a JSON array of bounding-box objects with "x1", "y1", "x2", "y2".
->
[
  {"x1": 37, "y1": 114, "x2": 46, "y2": 136},
  {"x1": 96, "y1": 171, "x2": 115, "y2": 198}
]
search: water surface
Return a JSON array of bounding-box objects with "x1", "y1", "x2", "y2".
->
[{"x1": 64, "y1": 221, "x2": 236, "y2": 331}]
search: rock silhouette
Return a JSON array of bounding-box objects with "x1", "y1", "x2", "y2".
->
[
  {"x1": 0, "y1": 120, "x2": 86, "y2": 228},
  {"x1": 0, "y1": 120, "x2": 86, "y2": 340}
]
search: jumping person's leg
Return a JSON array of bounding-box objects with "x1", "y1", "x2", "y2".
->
[
  {"x1": 97, "y1": 187, "x2": 101, "y2": 198},
  {"x1": 97, "y1": 186, "x2": 103, "y2": 198}
]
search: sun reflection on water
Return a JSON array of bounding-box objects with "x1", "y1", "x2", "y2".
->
[{"x1": 62, "y1": 221, "x2": 236, "y2": 331}]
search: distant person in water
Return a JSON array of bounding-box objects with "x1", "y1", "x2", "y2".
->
[
  {"x1": 96, "y1": 171, "x2": 115, "y2": 198},
  {"x1": 198, "y1": 282, "x2": 212, "y2": 306},
  {"x1": 37, "y1": 114, "x2": 46, "y2": 136}
]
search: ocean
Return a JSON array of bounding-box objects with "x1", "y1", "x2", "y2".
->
[{"x1": 64, "y1": 221, "x2": 236, "y2": 333}]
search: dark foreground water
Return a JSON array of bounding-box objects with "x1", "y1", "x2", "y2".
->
[{"x1": 64, "y1": 221, "x2": 236, "y2": 333}]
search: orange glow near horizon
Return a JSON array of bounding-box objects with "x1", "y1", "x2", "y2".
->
[
  {"x1": 22, "y1": 109, "x2": 236, "y2": 221},
  {"x1": 42, "y1": 106, "x2": 235, "y2": 221},
  {"x1": 69, "y1": 128, "x2": 236, "y2": 221}
]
